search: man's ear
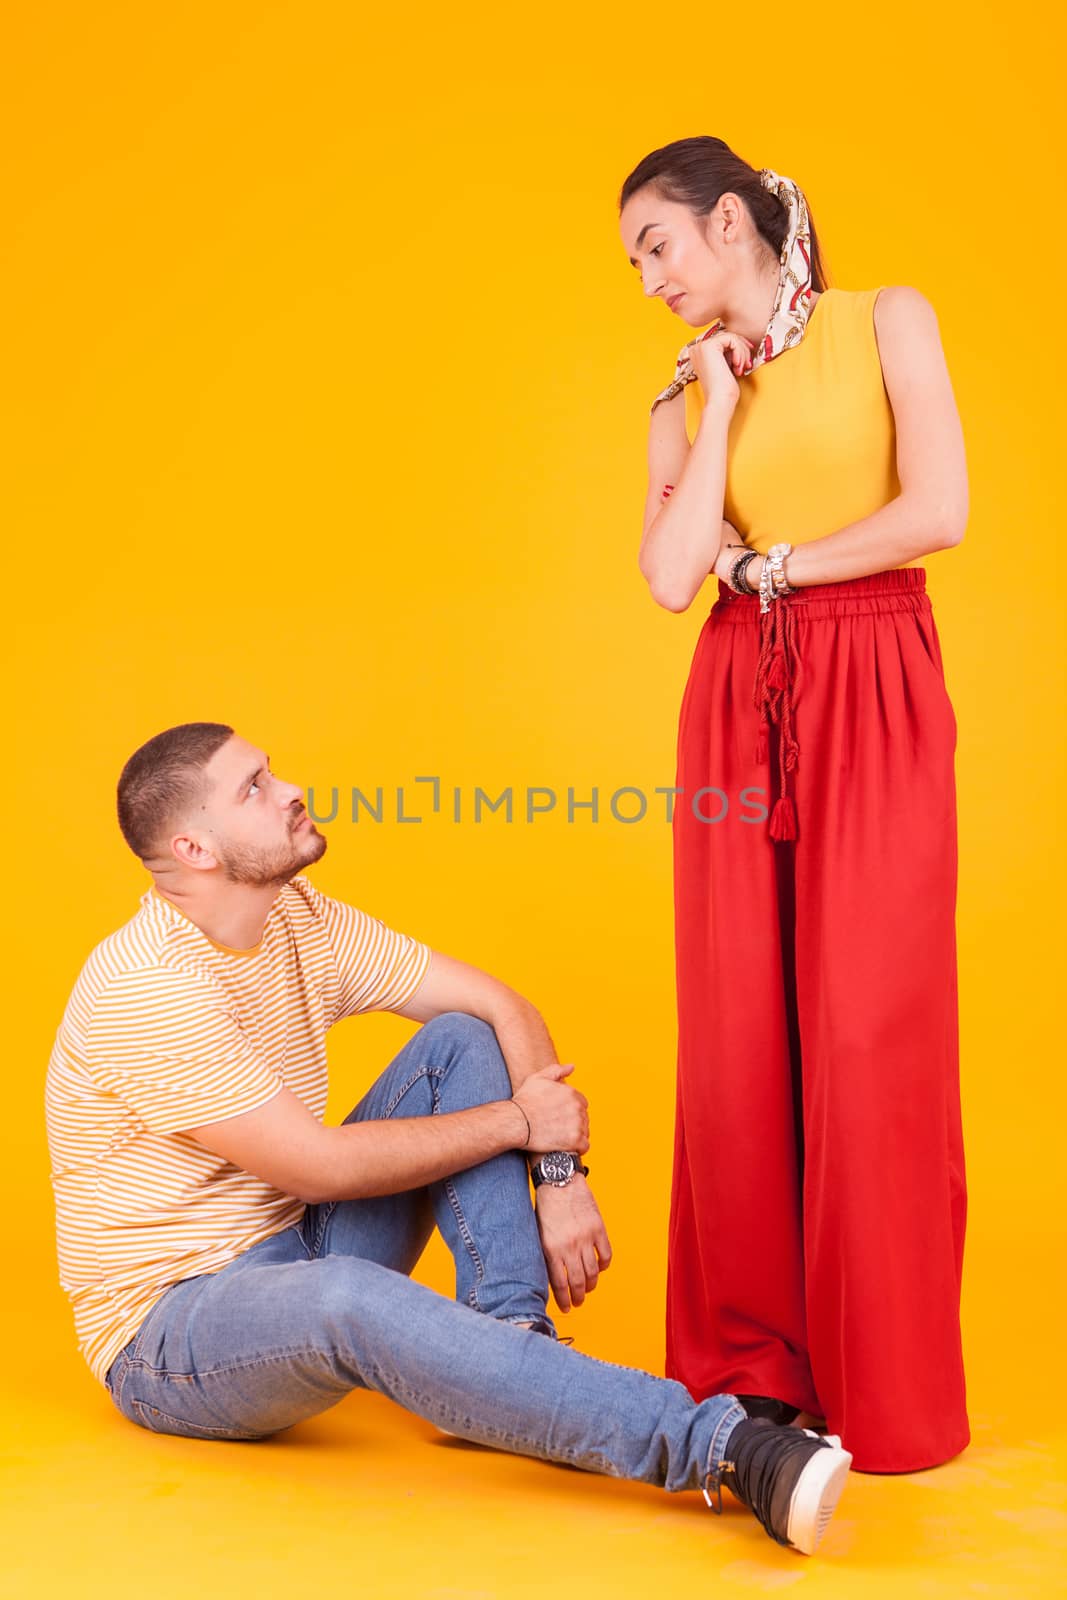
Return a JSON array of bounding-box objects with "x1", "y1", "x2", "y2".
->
[{"x1": 169, "y1": 831, "x2": 220, "y2": 872}]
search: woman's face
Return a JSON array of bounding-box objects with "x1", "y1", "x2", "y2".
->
[{"x1": 619, "y1": 188, "x2": 736, "y2": 327}]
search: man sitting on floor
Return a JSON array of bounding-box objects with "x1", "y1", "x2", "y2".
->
[{"x1": 45, "y1": 721, "x2": 852, "y2": 1556}]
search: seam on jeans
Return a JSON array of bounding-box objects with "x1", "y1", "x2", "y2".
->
[
  {"x1": 128, "y1": 1396, "x2": 263, "y2": 1442},
  {"x1": 428, "y1": 1067, "x2": 486, "y2": 1311},
  {"x1": 384, "y1": 1066, "x2": 440, "y2": 1119},
  {"x1": 296, "y1": 1213, "x2": 316, "y2": 1261},
  {"x1": 562, "y1": 1350, "x2": 662, "y2": 1379},
  {"x1": 386, "y1": 1371, "x2": 592, "y2": 1462},
  {"x1": 311, "y1": 1068, "x2": 440, "y2": 1260},
  {"x1": 126, "y1": 1279, "x2": 186, "y2": 1363},
  {"x1": 312, "y1": 1201, "x2": 337, "y2": 1256},
  {"x1": 106, "y1": 1349, "x2": 133, "y2": 1408},
  {"x1": 120, "y1": 1345, "x2": 349, "y2": 1383},
  {"x1": 312, "y1": 1063, "x2": 461, "y2": 1262},
  {"x1": 383, "y1": 1065, "x2": 487, "y2": 1312},
  {"x1": 446, "y1": 1175, "x2": 485, "y2": 1311}
]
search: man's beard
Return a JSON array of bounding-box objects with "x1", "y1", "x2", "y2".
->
[{"x1": 217, "y1": 822, "x2": 328, "y2": 888}]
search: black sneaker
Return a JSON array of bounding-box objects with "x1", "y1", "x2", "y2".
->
[
  {"x1": 735, "y1": 1393, "x2": 801, "y2": 1426},
  {"x1": 704, "y1": 1416, "x2": 852, "y2": 1555}
]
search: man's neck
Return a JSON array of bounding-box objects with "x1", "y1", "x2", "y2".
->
[{"x1": 151, "y1": 877, "x2": 282, "y2": 953}]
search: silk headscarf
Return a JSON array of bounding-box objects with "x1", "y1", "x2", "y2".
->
[{"x1": 649, "y1": 167, "x2": 816, "y2": 416}]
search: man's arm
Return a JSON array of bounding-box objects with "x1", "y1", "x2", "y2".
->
[
  {"x1": 180, "y1": 1073, "x2": 585, "y2": 1205},
  {"x1": 394, "y1": 951, "x2": 614, "y2": 1311},
  {"x1": 393, "y1": 949, "x2": 562, "y2": 1091}
]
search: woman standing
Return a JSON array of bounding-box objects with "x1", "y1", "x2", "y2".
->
[{"x1": 618, "y1": 137, "x2": 969, "y2": 1473}]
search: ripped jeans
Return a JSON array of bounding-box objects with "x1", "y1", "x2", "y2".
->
[{"x1": 105, "y1": 1012, "x2": 744, "y2": 1491}]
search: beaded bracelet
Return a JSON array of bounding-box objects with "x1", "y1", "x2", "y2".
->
[
  {"x1": 729, "y1": 549, "x2": 761, "y2": 596},
  {"x1": 723, "y1": 544, "x2": 753, "y2": 595}
]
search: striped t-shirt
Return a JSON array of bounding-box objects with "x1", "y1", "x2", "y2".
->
[{"x1": 45, "y1": 874, "x2": 432, "y2": 1387}]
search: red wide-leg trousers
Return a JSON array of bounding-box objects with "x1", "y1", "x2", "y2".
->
[{"x1": 668, "y1": 568, "x2": 968, "y2": 1473}]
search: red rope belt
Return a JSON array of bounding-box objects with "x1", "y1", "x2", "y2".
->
[
  {"x1": 660, "y1": 484, "x2": 802, "y2": 841},
  {"x1": 753, "y1": 594, "x2": 801, "y2": 841}
]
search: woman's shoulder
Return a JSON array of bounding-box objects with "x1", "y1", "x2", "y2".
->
[
  {"x1": 828, "y1": 283, "x2": 938, "y2": 319},
  {"x1": 824, "y1": 285, "x2": 941, "y2": 349},
  {"x1": 821, "y1": 282, "x2": 921, "y2": 302}
]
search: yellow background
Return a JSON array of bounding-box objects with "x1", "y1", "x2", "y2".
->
[{"x1": 4, "y1": 3, "x2": 1065, "y2": 1595}]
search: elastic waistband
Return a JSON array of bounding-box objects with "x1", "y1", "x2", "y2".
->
[{"x1": 713, "y1": 566, "x2": 929, "y2": 623}]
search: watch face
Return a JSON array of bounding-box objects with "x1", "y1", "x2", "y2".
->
[{"x1": 540, "y1": 1152, "x2": 575, "y2": 1185}]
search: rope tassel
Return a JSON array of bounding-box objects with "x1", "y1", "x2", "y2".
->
[{"x1": 769, "y1": 795, "x2": 797, "y2": 841}]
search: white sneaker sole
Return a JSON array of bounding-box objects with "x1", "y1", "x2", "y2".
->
[{"x1": 786, "y1": 1435, "x2": 852, "y2": 1555}]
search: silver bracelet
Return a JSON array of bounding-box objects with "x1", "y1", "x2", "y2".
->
[
  {"x1": 759, "y1": 552, "x2": 776, "y2": 612},
  {"x1": 760, "y1": 543, "x2": 794, "y2": 612}
]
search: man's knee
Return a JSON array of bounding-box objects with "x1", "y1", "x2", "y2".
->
[
  {"x1": 418, "y1": 1012, "x2": 510, "y2": 1100},
  {"x1": 419, "y1": 1011, "x2": 495, "y2": 1049}
]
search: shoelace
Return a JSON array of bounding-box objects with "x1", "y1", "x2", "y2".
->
[{"x1": 704, "y1": 1422, "x2": 827, "y2": 1547}]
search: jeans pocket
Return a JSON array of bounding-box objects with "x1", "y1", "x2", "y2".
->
[{"x1": 128, "y1": 1396, "x2": 262, "y2": 1443}]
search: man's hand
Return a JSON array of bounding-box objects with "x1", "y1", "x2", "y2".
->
[
  {"x1": 513, "y1": 1063, "x2": 589, "y2": 1154},
  {"x1": 534, "y1": 1176, "x2": 612, "y2": 1312}
]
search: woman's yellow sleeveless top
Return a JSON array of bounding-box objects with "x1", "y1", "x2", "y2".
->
[{"x1": 683, "y1": 285, "x2": 920, "y2": 566}]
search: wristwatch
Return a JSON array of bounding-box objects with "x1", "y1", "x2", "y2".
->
[
  {"x1": 530, "y1": 1151, "x2": 590, "y2": 1189},
  {"x1": 766, "y1": 542, "x2": 795, "y2": 597}
]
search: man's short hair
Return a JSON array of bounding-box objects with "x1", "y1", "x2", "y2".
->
[{"x1": 117, "y1": 722, "x2": 235, "y2": 860}]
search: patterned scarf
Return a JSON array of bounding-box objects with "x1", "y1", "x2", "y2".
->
[{"x1": 649, "y1": 167, "x2": 816, "y2": 416}]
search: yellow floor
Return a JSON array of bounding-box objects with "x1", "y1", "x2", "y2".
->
[
  {"x1": 7, "y1": 1386, "x2": 1065, "y2": 1599},
  {"x1": 7, "y1": 1239, "x2": 1066, "y2": 1600}
]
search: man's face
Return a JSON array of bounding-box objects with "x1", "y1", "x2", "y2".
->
[{"x1": 182, "y1": 734, "x2": 327, "y2": 887}]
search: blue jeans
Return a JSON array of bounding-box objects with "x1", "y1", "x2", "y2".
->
[{"x1": 105, "y1": 1013, "x2": 744, "y2": 1491}]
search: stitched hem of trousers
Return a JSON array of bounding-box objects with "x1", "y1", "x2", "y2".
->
[
  {"x1": 498, "y1": 1312, "x2": 558, "y2": 1339},
  {"x1": 704, "y1": 1399, "x2": 747, "y2": 1490}
]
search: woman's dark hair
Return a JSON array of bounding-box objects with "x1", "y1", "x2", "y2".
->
[{"x1": 619, "y1": 136, "x2": 830, "y2": 293}]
